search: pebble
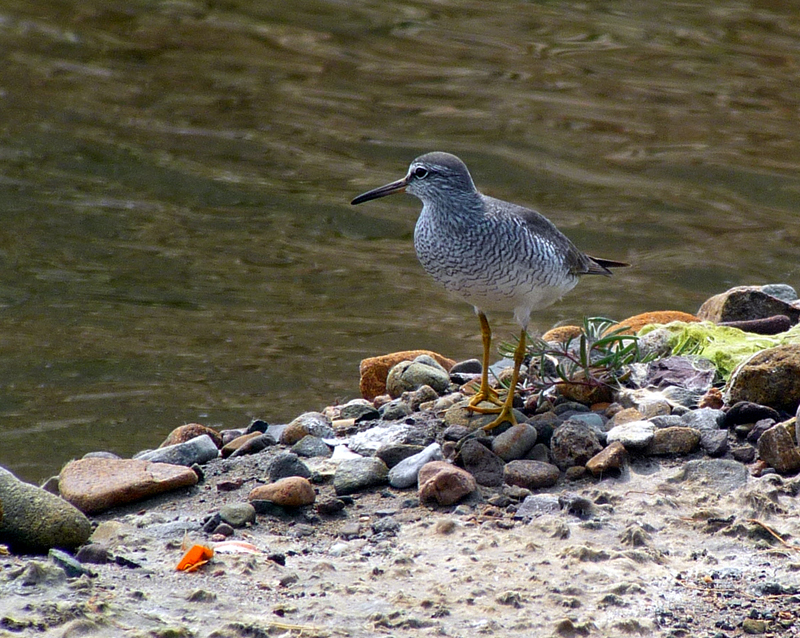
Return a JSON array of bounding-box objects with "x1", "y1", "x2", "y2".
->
[
  {"x1": 160, "y1": 423, "x2": 223, "y2": 449},
  {"x1": 491, "y1": 423, "x2": 538, "y2": 461},
  {"x1": 503, "y1": 460, "x2": 561, "y2": 490},
  {"x1": 386, "y1": 355, "x2": 451, "y2": 397},
  {"x1": 401, "y1": 384, "x2": 440, "y2": 411},
  {"x1": 723, "y1": 401, "x2": 781, "y2": 428},
  {"x1": 75, "y1": 543, "x2": 110, "y2": 565},
  {"x1": 586, "y1": 441, "x2": 627, "y2": 476},
  {"x1": 699, "y1": 429, "x2": 729, "y2": 457},
  {"x1": 376, "y1": 443, "x2": 425, "y2": 468},
  {"x1": 135, "y1": 434, "x2": 219, "y2": 466},
  {"x1": 515, "y1": 494, "x2": 561, "y2": 518},
  {"x1": 280, "y1": 412, "x2": 335, "y2": 446},
  {"x1": 606, "y1": 420, "x2": 655, "y2": 450},
  {"x1": 378, "y1": 398, "x2": 412, "y2": 420},
  {"x1": 229, "y1": 433, "x2": 277, "y2": 458},
  {"x1": 607, "y1": 408, "x2": 644, "y2": 427},
  {"x1": 681, "y1": 407, "x2": 724, "y2": 431},
  {"x1": 417, "y1": 461, "x2": 477, "y2": 506},
  {"x1": 249, "y1": 477, "x2": 316, "y2": 507},
  {"x1": 727, "y1": 344, "x2": 800, "y2": 414},
  {"x1": 615, "y1": 388, "x2": 672, "y2": 418},
  {"x1": 359, "y1": 350, "x2": 455, "y2": 400},
  {"x1": 58, "y1": 458, "x2": 198, "y2": 515},
  {"x1": 333, "y1": 457, "x2": 389, "y2": 495},
  {"x1": 456, "y1": 438, "x2": 505, "y2": 487},
  {"x1": 644, "y1": 426, "x2": 700, "y2": 456},
  {"x1": 218, "y1": 502, "x2": 256, "y2": 527},
  {"x1": 268, "y1": 452, "x2": 312, "y2": 481},
  {"x1": 757, "y1": 423, "x2": 800, "y2": 474},
  {"x1": 388, "y1": 443, "x2": 443, "y2": 488},
  {"x1": 291, "y1": 435, "x2": 332, "y2": 458},
  {"x1": 550, "y1": 421, "x2": 603, "y2": 470}
]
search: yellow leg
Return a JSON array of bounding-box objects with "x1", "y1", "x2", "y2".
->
[
  {"x1": 466, "y1": 311, "x2": 502, "y2": 411},
  {"x1": 481, "y1": 328, "x2": 526, "y2": 431}
]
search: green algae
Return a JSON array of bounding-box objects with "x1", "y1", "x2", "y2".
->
[{"x1": 638, "y1": 321, "x2": 800, "y2": 379}]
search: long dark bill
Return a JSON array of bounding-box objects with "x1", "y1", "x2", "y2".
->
[{"x1": 351, "y1": 177, "x2": 408, "y2": 205}]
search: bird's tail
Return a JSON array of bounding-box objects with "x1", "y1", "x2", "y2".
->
[{"x1": 585, "y1": 256, "x2": 630, "y2": 276}]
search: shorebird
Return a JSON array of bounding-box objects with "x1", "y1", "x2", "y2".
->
[{"x1": 351, "y1": 152, "x2": 627, "y2": 430}]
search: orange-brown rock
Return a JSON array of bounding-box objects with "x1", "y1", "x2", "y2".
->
[
  {"x1": 160, "y1": 423, "x2": 223, "y2": 449},
  {"x1": 359, "y1": 350, "x2": 456, "y2": 401},
  {"x1": 249, "y1": 477, "x2": 316, "y2": 508},
  {"x1": 541, "y1": 325, "x2": 582, "y2": 343},
  {"x1": 418, "y1": 461, "x2": 476, "y2": 506},
  {"x1": 59, "y1": 458, "x2": 199, "y2": 514},
  {"x1": 609, "y1": 311, "x2": 701, "y2": 336}
]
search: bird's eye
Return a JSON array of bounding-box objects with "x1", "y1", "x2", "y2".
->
[{"x1": 413, "y1": 167, "x2": 429, "y2": 179}]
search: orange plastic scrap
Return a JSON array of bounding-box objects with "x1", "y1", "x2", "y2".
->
[{"x1": 176, "y1": 544, "x2": 214, "y2": 572}]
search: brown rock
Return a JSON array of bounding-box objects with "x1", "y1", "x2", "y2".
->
[
  {"x1": 757, "y1": 423, "x2": 800, "y2": 474},
  {"x1": 726, "y1": 344, "x2": 800, "y2": 414},
  {"x1": 550, "y1": 421, "x2": 603, "y2": 471},
  {"x1": 359, "y1": 350, "x2": 456, "y2": 401},
  {"x1": 504, "y1": 460, "x2": 560, "y2": 489},
  {"x1": 221, "y1": 431, "x2": 263, "y2": 458},
  {"x1": 541, "y1": 325, "x2": 582, "y2": 344},
  {"x1": 607, "y1": 407, "x2": 645, "y2": 427},
  {"x1": 279, "y1": 412, "x2": 334, "y2": 446},
  {"x1": 610, "y1": 311, "x2": 701, "y2": 335},
  {"x1": 644, "y1": 427, "x2": 701, "y2": 456},
  {"x1": 418, "y1": 461, "x2": 477, "y2": 506},
  {"x1": 698, "y1": 286, "x2": 800, "y2": 324},
  {"x1": 249, "y1": 477, "x2": 316, "y2": 508},
  {"x1": 59, "y1": 458, "x2": 198, "y2": 514},
  {"x1": 160, "y1": 423, "x2": 222, "y2": 449},
  {"x1": 586, "y1": 441, "x2": 627, "y2": 476}
]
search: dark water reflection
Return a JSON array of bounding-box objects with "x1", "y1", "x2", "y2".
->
[{"x1": 2, "y1": 1, "x2": 800, "y2": 481}]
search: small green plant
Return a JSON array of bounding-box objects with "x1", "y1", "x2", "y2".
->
[{"x1": 498, "y1": 317, "x2": 657, "y2": 404}]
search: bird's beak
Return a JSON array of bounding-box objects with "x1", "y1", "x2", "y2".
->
[{"x1": 351, "y1": 176, "x2": 408, "y2": 205}]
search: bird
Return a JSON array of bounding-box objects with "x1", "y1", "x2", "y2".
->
[{"x1": 351, "y1": 152, "x2": 628, "y2": 431}]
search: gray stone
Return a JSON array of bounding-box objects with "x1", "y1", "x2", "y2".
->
[
  {"x1": 669, "y1": 459, "x2": 749, "y2": 491},
  {"x1": 514, "y1": 494, "x2": 561, "y2": 518},
  {"x1": 650, "y1": 415, "x2": 684, "y2": 429},
  {"x1": 681, "y1": 408, "x2": 724, "y2": 431},
  {"x1": 550, "y1": 421, "x2": 603, "y2": 470},
  {"x1": 401, "y1": 385, "x2": 440, "y2": 411},
  {"x1": 504, "y1": 460, "x2": 560, "y2": 490},
  {"x1": 339, "y1": 403, "x2": 380, "y2": 421},
  {"x1": 291, "y1": 435, "x2": 332, "y2": 458},
  {"x1": 700, "y1": 429, "x2": 729, "y2": 457},
  {"x1": 334, "y1": 457, "x2": 389, "y2": 495},
  {"x1": 388, "y1": 443, "x2": 443, "y2": 488},
  {"x1": 135, "y1": 434, "x2": 219, "y2": 466},
  {"x1": 450, "y1": 359, "x2": 482, "y2": 374},
  {"x1": 606, "y1": 421, "x2": 655, "y2": 450},
  {"x1": 761, "y1": 283, "x2": 797, "y2": 302},
  {"x1": 0, "y1": 466, "x2": 92, "y2": 553},
  {"x1": 661, "y1": 386, "x2": 704, "y2": 408},
  {"x1": 456, "y1": 439, "x2": 505, "y2": 487},
  {"x1": 376, "y1": 443, "x2": 425, "y2": 468},
  {"x1": 386, "y1": 355, "x2": 450, "y2": 397},
  {"x1": 219, "y1": 503, "x2": 256, "y2": 528},
  {"x1": 491, "y1": 423, "x2": 538, "y2": 461},
  {"x1": 379, "y1": 398, "x2": 412, "y2": 420},
  {"x1": 268, "y1": 452, "x2": 312, "y2": 481}
]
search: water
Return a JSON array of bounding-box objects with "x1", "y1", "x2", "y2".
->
[{"x1": 2, "y1": 0, "x2": 800, "y2": 482}]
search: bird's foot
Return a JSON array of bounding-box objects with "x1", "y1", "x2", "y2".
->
[
  {"x1": 481, "y1": 403, "x2": 518, "y2": 431},
  {"x1": 466, "y1": 385, "x2": 503, "y2": 411}
]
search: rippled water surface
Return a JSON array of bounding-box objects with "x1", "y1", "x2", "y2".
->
[{"x1": 2, "y1": 0, "x2": 800, "y2": 481}]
